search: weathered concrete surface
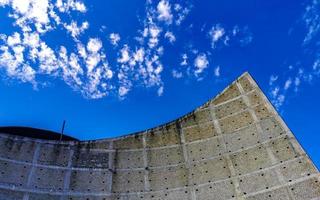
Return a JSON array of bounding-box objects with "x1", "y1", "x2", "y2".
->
[{"x1": 0, "y1": 72, "x2": 319, "y2": 200}]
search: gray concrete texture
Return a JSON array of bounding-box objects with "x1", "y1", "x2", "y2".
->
[{"x1": 0, "y1": 72, "x2": 319, "y2": 200}]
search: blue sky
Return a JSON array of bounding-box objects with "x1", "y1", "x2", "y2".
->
[{"x1": 0, "y1": 0, "x2": 319, "y2": 168}]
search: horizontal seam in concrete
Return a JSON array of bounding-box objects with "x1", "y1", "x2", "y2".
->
[
  {"x1": 0, "y1": 133, "x2": 295, "y2": 173},
  {"x1": 0, "y1": 166, "x2": 318, "y2": 197}
]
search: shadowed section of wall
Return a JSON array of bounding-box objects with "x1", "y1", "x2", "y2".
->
[{"x1": 0, "y1": 72, "x2": 319, "y2": 200}]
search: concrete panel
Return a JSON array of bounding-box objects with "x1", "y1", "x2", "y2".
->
[
  {"x1": 212, "y1": 84, "x2": 241, "y2": 105},
  {"x1": 70, "y1": 170, "x2": 110, "y2": 193},
  {"x1": 113, "y1": 136, "x2": 143, "y2": 150},
  {"x1": 115, "y1": 150, "x2": 144, "y2": 169},
  {"x1": 238, "y1": 75, "x2": 255, "y2": 93},
  {"x1": 219, "y1": 111, "x2": 254, "y2": 134},
  {"x1": 195, "y1": 180, "x2": 236, "y2": 200},
  {"x1": 0, "y1": 138, "x2": 35, "y2": 162},
  {"x1": 215, "y1": 98, "x2": 247, "y2": 119},
  {"x1": 194, "y1": 109, "x2": 213, "y2": 124},
  {"x1": 38, "y1": 144, "x2": 71, "y2": 167},
  {"x1": 147, "y1": 146, "x2": 184, "y2": 167},
  {"x1": 245, "y1": 187, "x2": 291, "y2": 200},
  {"x1": 146, "y1": 124, "x2": 180, "y2": 148},
  {"x1": 180, "y1": 114, "x2": 197, "y2": 128},
  {"x1": 280, "y1": 157, "x2": 318, "y2": 182},
  {"x1": 190, "y1": 157, "x2": 231, "y2": 185},
  {"x1": 78, "y1": 140, "x2": 110, "y2": 150},
  {"x1": 143, "y1": 189, "x2": 192, "y2": 200},
  {"x1": 28, "y1": 193, "x2": 61, "y2": 200},
  {"x1": 181, "y1": 109, "x2": 212, "y2": 128},
  {"x1": 0, "y1": 188, "x2": 24, "y2": 200},
  {"x1": 112, "y1": 170, "x2": 144, "y2": 193},
  {"x1": 183, "y1": 122, "x2": 217, "y2": 143},
  {"x1": 149, "y1": 166, "x2": 188, "y2": 191},
  {"x1": 238, "y1": 169, "x2": 280, "y2": 194},
  {"x1": 31, "y1": 167, "x2": 66, "y2": 191},
  {"x1": 247, "y1": 90, "x2": 264, "y2": 106},
  {"x1": 112, "y1": 194, "x2": 142, "y2": 200},
  {"x1": 0, "y1": 160, "x2": 30, "y2": 187},
  {"x1": 224, "y1": 124, "x2": 259, "y2": 152},
  {"x1": 65, "y1": 196, "x2": 112, "y2": 200},
  {"x1": 72, "y1": 149, "x2": 109, "y2": 169},
  {"x1": 289, "y1": 177, "x2": 320, "y2": 200},
  {"x1": 230, "y1": 145, "x2": 272, "y2": 175},
  {"x1": 186, "y1": 137, "x2": 225, "y2": 162},
  {"x1": 269, "y1": 136, "x2": 299, "y2": 162},
  {"x1": 254, "y1": 104, "x2": 272, "y2": 121},
  {"x1": 259, "y1": 117, "x2": 285, "y2": 140}
]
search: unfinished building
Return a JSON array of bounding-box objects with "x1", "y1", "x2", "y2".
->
[{"x1": 0, "y1": 72, "x2": 319, "y2": 200}]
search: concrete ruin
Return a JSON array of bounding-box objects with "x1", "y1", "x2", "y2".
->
[{"x1": 0, "y1": 72, "x2": 319, "y2": 200}]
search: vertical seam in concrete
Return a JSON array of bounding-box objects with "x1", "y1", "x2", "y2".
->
[
  {"x1": 236, "y1": 81, "x2": 295, "y2": 200},
  {"x1": 176, "y1": 121, "x2": 196, "y2": 200},
  {"x1": 60, "y1": 147, "x2": 74, "y2": 200},
  {"x1": 142, "y1": 134, "x2": 150, "y2": 192},
  {"x1": 23, "y1": 142, "x2": 41, "y2": 200},
  {"x1": 209, "y1": 103, "x2": 244, "y2": 200},
  {"x1": 108, "y1": 141, "x2": 114, "y2": 194}
]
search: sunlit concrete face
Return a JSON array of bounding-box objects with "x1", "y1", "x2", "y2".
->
[{"x1": 0, "y1": 72, "x2": 319, "y2": 200}]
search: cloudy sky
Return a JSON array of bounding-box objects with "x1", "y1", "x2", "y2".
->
[{"x1": 0, "y1": 0, "x2": 319, "y2": 166}]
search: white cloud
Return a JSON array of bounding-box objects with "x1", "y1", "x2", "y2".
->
[
  {"x1": 302, "y1": 0, "x2": 320, "y2": 44},
  {"x1": 313, "y1": 59, "x2": 320, "y2": 74},
  {"x1": 157, "y1": 86, "x2": 164, "y2": 96},
  {"x1": 180, "y1": 53, "x2": 188, "y2": 66},
  {"x1": 86, "y1": 53, "x2": 101, "y2": 72},
  {"x1": 148, "y1": 25, "x2": 161, "y2": 48},
  {"x1": 117, "y1": 45, "x2": 130, "y2": 64},
  {"x1": 23, "y1": 32, "x2": 40, "y2": 48},
  {"x1": 132, "y1": 48, "x2": 145, "y2": 63},
  {"x1": 56, "y1": 0, "x2": 87, "y2": 13},
  {"x1": 0, "y1": 0, "x2": 195, "y2": 99},
  {"x1": 109, "y1": 33, "x2": 120, "y2": 46},
  {"x1": 194, "y1": 53, "x2": 209, "y2": 75},
  {"x1": 164, "y1": 31, "x2": 176, "y2": 43},
  {"x1": 172, "y1": 69, "x2": 183, "y2": 79},
  {"x1": 119, "y1": 86, "x2": 130, "y2": 97},
  {"x1": 87, "y1": 38, "x2": 102, "y2": 53},
  {"x1": 209, "y1": 25, "x2": 225, "y2": 48},
  {"x1": 284, "y1": 78, "x2": 292, "y2": 90},
  {"x1": 269, "y1": 75, "x2": 278, "y2": 86},
  {"x1": 7, "y1": 32, "x2": 21, "y2": 46},
  {"x1": 173, "y1": 3, "x2": 190, "y2": 25},
  {"x1": 38, "y1": 42, "x2": 58, "y2": 74},
  {"x1": 214, "y1": 66, "x2": 220, "y2": 77},
  {"x1": 157, "y1": 0, "x2": 172, "y2": 24},
  {"x1": 64, "y1": 21, "x2": 89, "y2": 39},
  {"x1": 271, "y1": 86, "x2": 279, "y2": 98},
  {"x1": 0, "y1": 44, "x2": 36, "y2": 85}
]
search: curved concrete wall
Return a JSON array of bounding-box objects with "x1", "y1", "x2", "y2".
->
[{"x1": 0, "y1": 72, "x2": 319, "y2": 200}]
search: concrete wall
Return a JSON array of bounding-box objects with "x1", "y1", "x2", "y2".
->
[{"x1": 0, "y1": 72, "x2": 319, "y2": 200}]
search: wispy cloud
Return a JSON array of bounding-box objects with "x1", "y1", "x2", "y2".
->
[
  {"x1": 208, "y1": 24, "x2": 253, "y2": 49},
  {"x1": 194, "y1": 53, "x2": 209, "y2": 76},
  {"x1": 214, "y1": 66, "x2": 220, "y2": 77},
  {"x1": 269, "y1": 0, "x2": 320, "y2": 109},
  {"x1": 157, "y1": 0, "x2": 173, "y2": 24},
  {"x1": 209, "y1": 24, "x2": 225, "y2": 48},
  {"x1": 0, "y1": 0, "x2": 253, "y2": 100},
  {"x1": 109, "y1": 33, "x2": 120, "y2": 46}
]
